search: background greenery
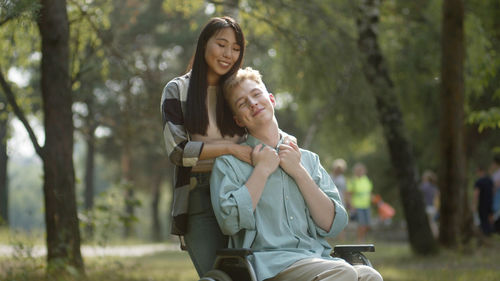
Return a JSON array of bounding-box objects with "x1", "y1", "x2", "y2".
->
[{"x1": 0, "y1": 0, "x2": 499, "y2": 279}]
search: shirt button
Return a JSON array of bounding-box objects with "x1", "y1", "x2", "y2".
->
[{"x1": 290, "y1": 216, "x2": 294, "y2": 220}]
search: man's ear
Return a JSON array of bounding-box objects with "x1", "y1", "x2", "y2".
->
[
  {"x1": 233, "y1": 115, "x2": 245, "y2": 128},
  {"x1": 269, "y1": 93, "x2": 276, "y2": 107}
]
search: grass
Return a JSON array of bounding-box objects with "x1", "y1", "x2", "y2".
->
[
  {"x1": 1, "y1": 226, "x2": 500, "y2": 281},
  {"x1": 369, "y1": 239, "x2": 500, "y2": 281}
]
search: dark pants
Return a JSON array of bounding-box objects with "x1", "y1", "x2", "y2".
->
[
  {"x1": 184, "y1": 172, "x2": 228, "y2": 277},
  {"x1": 478, "y1": 211, "x2": 493, "y2": 235}
]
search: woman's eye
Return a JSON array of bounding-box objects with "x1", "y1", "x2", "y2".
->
[{"x1": 218, "y1": 43, "x2": 225, "y2": 48}]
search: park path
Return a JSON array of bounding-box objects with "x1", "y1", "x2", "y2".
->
[{"x1": 0, "y1": 243, "x2": 180, "y2": 258}]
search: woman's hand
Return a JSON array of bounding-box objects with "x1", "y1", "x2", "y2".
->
[{"x1": 230, "y1": 144, "x2": 253, "y2": 165}]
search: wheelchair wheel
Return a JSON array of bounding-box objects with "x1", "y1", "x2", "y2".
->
[{"x1": 199, "y1": 269, "x2": 232, "y2": 281}]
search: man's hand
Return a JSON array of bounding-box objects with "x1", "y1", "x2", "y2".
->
[
  {"x1": 278, "y1": 141, "x2": 303, "y2": 178},
  {"x1": 252, "y1": 144, "x2": 280, "y2": 176}
]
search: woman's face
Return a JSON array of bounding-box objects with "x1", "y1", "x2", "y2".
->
[{"x1": 205, "y1": 27, "x2": 241, "y2": 85}]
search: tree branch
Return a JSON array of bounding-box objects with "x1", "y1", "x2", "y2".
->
[
  {"x1": 0, "y1": 68, "x2": 44, "y2": 158},
  {"x1": 0, "y1": 15, "x2": 15, "y2": 27}
]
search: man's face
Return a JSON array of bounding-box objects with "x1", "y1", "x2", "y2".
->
[{"x1": 226, "y1": 79, "x2": 275, "y2": 130}]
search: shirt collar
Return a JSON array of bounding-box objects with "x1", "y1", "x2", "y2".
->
[{"x1": 246, "y1": 133, "x2": 283, "y2": 152}]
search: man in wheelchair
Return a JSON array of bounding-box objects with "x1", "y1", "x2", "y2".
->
[{"x1": 209, "y1": 67, "x2": 383, "y2": 281}]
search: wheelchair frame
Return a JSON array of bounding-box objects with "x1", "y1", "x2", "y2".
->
[{"x1": 199, "y1": 244, "x2": 375, "y2": 281}]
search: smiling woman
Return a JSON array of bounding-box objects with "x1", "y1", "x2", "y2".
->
[{"x1": 160, "y1": 16, "x2": 249, "y2": 278}]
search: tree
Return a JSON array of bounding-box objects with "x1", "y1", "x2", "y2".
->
[
  {"x1": 0, "y1": 0, "x2": 85, "y2": 277},
  {"x1": 438, "y1": 0, "x2": 473, "y2": 247},
  {"x1": 37, "y1": 0, "x2": 84, "y2": 275},
  {"x1": 356, "y1": 0, "x2": 438, "y2": 254},
  {"x1": 0, "y1": 96, "x2": 7, "y2": 226}
]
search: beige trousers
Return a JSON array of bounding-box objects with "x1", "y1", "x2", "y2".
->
[{"x1": 267, "y1": 258, "x2": 383, "y2": 281}]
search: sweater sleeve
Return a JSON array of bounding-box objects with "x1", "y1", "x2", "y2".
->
[{"x1": 160, "y1": 78, "x2": 203, "y2": 167}]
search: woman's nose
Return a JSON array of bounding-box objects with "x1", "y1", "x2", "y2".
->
[{"x1": 223, "y1": 47, "x2": 231, "y2": 58}]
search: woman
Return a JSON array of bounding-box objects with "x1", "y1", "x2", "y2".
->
[{"x1": 160, "y1": 17, "x2": 250, "y2": 277}]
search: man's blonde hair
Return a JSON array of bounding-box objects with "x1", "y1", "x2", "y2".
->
[{"x1": 223, "y1": 67, "x2": 264, "y2": 98}]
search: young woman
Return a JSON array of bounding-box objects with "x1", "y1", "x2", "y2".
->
[{"x1": 160, "y1": 17, "x2": 250, "y2": 276}]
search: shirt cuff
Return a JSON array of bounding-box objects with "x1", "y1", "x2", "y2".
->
[
  {"x1": 183, "y1": 141, "x2": 203, "y2": 166},
  {"x1": 317, "y1": 198, "x2": 348, "y2": 237},
  {"x1": 233, "y1": 185, "x2": 256, "y2": 230}
]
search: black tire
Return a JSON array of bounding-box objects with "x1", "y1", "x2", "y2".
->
[{"x1": 200, "y1": 269, "x2": 232, "y2": 281}]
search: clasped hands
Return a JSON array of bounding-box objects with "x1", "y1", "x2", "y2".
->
[{"x1": 252, "y1": 141, "x2": 304, "y2": 178}]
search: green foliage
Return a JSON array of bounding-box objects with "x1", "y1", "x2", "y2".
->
[
  {"x1": 80, "y1": 183, "x2": 141, "y2": 246},
  {"x1": 0, "y1": 0, "x2": 40, "y2": 23},
  {"x1": 468, "y1": 107, "x2": 500, "y2": 131}
]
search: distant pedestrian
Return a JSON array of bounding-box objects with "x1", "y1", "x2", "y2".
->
[
  {"x1": 419, "y1": 170, "x2": 439, "y2": 238},
  {"x1": 330, "y1": 158, "x2": 349, "y2": 240},
  {"x1": 491, "y1": 155, "x2": 500, "y2": 233},
  {"x1": 330, "y1": 159, "x2": 348, "y2": 207},
  {"x1": 347, "y1": 163, "x2": 373, "y2": 242},
  {"x1": 473, "y1": 164, "x2": 494, "y2": 236}
]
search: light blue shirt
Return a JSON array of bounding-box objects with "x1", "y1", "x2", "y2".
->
[{"x1": 210, "y1": 134, "x2": 348, "y2": 281}]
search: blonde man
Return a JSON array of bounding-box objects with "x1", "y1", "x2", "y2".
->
[{"x1": 210, "y1": 67, "x2": 382, "y2": 281}]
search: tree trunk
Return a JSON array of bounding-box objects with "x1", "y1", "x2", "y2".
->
[
  {"x1": 151, "y1": 171, "x2": 162, "y2": 241},
  {"x1": 84, "y1": 118, "x2": 97, "y2": 237},
  {"x1": 356, "y1": 0, "x2": 438, "y2": 255},
  {"x1": 222, "y1": 0, "x2": 240, "y2": 20},
  {"x1": 0, "y1": 111, "x2": 8, "y2": 226},
  {"x1": 122, "y1": 143, "x2": 135, "y2": 238},
  {"x1": 439, "y1": 0, "x2": 471, "y2": 247},
  {"x1": 37, "y1": 0, "x2": 84, "y2": 276}
]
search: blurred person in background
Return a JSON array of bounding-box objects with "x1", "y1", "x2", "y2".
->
[
  {"x1": 418, "y1": 170, "x2": 439, "y2": 238},
  {"x1": 473, "y1": 163, "x2": 494, "y2": 236},
  {"x1": 347, "y1": 163, "x2": 373, "y2": 242},
  {"x1": 491, "y1": 155, "x2": 500, "y2": 233}
]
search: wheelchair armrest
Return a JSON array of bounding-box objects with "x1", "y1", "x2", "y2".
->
[
  {"x1": 333, "y1": 244, "x2": 375, "y2": 254},
  {"x1": 216, "y1": 248, "x2": 253, "y2": 258},
  {"x1": 332, "y1": 244, "x2": 375, "y2": 267}
]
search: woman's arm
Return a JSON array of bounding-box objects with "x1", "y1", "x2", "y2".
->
[
  {"x1": 199, "y1": 143, "x2": 252, "y2": 165},
  {"x1": 162, "y1": 79, "x2": 252, "y2": 166}
]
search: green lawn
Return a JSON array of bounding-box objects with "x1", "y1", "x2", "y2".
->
[
  {"x1": 1, "y1": 234, "x2": 500, "y2": 281},
  {"x1": 369, "y1": 239, "x2": 500, "y2": 281}
]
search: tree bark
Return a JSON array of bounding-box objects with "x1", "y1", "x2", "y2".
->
[
  {"x1": 0, "y1": 108, "x2": 8, "y2": 226},
  {"x1": 84, "y1": 113, "x2": 97, "y2": 237},
  {"x1": 356, "y1": 0, "x2": 438, "y2": 254},
  {"x1": 220, "y1": 0, "x2": 240, "y2": 21},
  {"x1": 439, "y1": 0, "x2": 472, "y2": 247},
  {"x1": 37, "y1": 0, "x2": 84, "y2": 275},
  {"x1": 122, "y1": 143, "x2": 135, "y2": 238},
  {"x1": 151, "y1": 171, "x2": 162, "y2": 241}
]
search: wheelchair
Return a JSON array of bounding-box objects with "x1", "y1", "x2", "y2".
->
[{"x1": 198, "y1": 244, "x2": 375, "y2": 281}]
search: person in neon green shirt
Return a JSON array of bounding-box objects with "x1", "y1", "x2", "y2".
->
[{"x1": 347, "y1": 163, "x2": 373, "y2": 242}]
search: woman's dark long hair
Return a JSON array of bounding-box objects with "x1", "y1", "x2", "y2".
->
[{"x1": 184, "y1": 16, "x2": 246, "y2": 137}]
